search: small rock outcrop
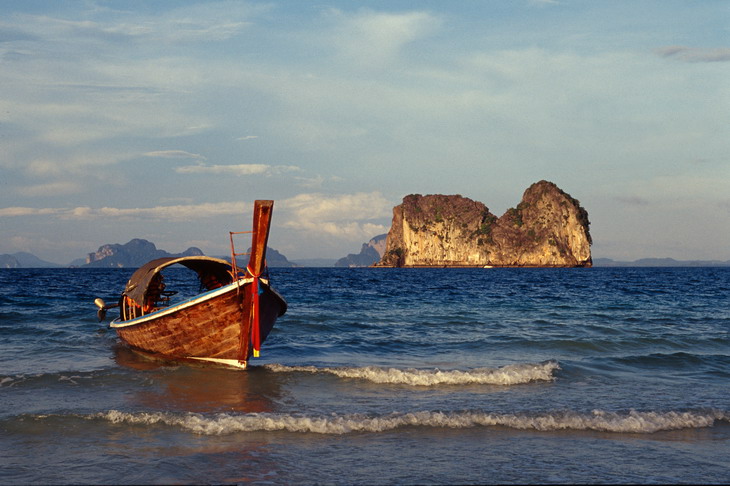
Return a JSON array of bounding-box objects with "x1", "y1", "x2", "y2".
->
[
  {"x1": 335, "y1": 234, "x2": 387, "y2": 267},
  {"x1": 377, "y1": 180, "x2": 592, "y2": 267}
]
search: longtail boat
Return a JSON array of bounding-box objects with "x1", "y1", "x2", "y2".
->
[{"x1": 94, "y1": 200, "x2": 287, "y2": 369}]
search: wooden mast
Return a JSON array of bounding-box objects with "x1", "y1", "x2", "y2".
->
[
  {"x1": 245, "y1": 200, "x2": 274, "y2": 359},
  {"x1": 247, "y1": 200, "x2": 274, "y2": 277}
]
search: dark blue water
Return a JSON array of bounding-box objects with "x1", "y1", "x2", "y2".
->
[{"x1": 1, "y1": 267, "x2": 729, "y2": 484}]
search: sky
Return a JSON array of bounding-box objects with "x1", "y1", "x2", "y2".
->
[{"x1": 0, "y1": 0, "x2": 728, "y2": 264}]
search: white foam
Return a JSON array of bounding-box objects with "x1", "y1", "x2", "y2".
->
[
  {"x1": 58, "y1": 375, "x2": 85, "y2": 385},
  {"x1": 0, "y1": 376, "x2": 15, "y2": 387},
  {"x1": 264, "y1": 361, "x2": 560, "y2": 386},
  {"x1": 94, "y1": 409, "x2": 729, "y2": 436},
  {"x1": 0, "y1": 374, "x2": 33, "y2": 388}
]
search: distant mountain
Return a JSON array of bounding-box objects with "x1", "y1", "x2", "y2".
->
[
  {"x1": 593, "y1": 257, "x2": 730, "y2": 267},
  {"x1": 335, "y1": 234, "x2": 387, "y2": 267},
  {"x1": 214, "y1": 247, "x2": 298, "y2": 268},
  {"x1": 61, "y1": 239, "x2": 296, "y2": 269},
  {"x1": 68, "y1": 257, "x2": 88, "y2": 267},
  {"x1": 0, "y1": 254, "x2": 20, "y2": 268},
  {"x1": 83, "y1": 239, "x2": 204, "y2": 268},
  {"x1": 258, "y1": 247, "x2": 297, "y2": 268},
  {"x1": 0, "y1": 252, "x2": 62, "y2": 268}
]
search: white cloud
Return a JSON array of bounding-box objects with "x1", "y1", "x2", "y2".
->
[
  {"x1": 3, "y1": 149, "x2": 140, "y2": 197},
  {"x1": 280, "y1": 192, "x2": 391, "y2": 221},
  {"x1": 91, "y1": 202, "x2": 250, "y2": 221},
  {"x1": 175, "y1": 164, "x2": 300, "y2": 176},
  {"x1": 6, "y1": 3, "x2": 262, "y2": 45},
  {"x1": 0, "y1": 194, "x2": 393, "y2": 249},
  {"x1": 144, "y1": 150, "x2": 206, "y2": 160},
  {"x1": 291, "y1": 220, "x2": 389, "y2": 240},
  {"x1": 327, "y1": 9, "x2": 442, "y2": 68},
  {"x1": 279, "y1": 192, "x2": 392, "y2": 241},
  {"x1": 0, "y1": 207, "x2": 63, "y2": 217},
  {"x1": 0, "y1": 201, "x2": 249, "y2": 221},
  {"x1": 16, "y1": 181, "x2": 81, "y2": 197},
  {"x1": 25, "y1": 158, "x2": 65, "y2": 177},
  {"x1": 295, "y1": 174, "x2": 345, "y2": 189}
]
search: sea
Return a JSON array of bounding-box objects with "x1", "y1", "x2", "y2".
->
[{"x1": 1, "y1": 266, "x2": 728, "y2": 485}]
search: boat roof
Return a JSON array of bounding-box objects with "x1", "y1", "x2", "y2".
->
[{"x1": 124, "y1": 256, "x2": 233, "y2": 306}]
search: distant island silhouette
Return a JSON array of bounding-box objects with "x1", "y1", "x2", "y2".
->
[{"x1": 0, "y1": 239, "x2": 296, "y2": 268}]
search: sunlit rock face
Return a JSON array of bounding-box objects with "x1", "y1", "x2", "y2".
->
[{"x1": 377, "y1": 180, "x2": 592, "y2": 268}]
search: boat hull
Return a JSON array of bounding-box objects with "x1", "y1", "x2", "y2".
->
[{"x1": 111, "y1": 279, "x2": 286, "y2": 369}]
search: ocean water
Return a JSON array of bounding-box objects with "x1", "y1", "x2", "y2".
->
[{"x1": 0, "y1": 266, "x2": 728, "y2": 484}]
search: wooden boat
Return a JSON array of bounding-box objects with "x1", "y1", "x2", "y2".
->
[{"x1": 95, "y1": 200, "x2": 287, "y2": 369}]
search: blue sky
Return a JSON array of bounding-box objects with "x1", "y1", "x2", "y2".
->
[{"x1": 1, "y1": 0, "x2": 728, "y2": 264}]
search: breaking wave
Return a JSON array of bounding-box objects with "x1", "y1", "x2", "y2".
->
[
  {"x1": 92, "y1": 409, "x2": 729, "y2": 435},
  {"x1": 263, "y1": 361, "x2": 559, "y2": 386}
]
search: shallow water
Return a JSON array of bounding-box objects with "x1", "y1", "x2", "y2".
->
[{"x1": 1, "y1": 267, "x2": 728, "y2": 484}]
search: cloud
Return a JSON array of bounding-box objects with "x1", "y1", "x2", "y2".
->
[
  {"x1": 291, "y1": 220, "x2": 390, "y2": 240},
  {"x1": 280, "y1": 192, "x2": 391, "y2": 220},
  {"x1": 16, "y1": 181, "x2": 81, "y2": 197},
  {"x1": 8, "y1": 150, "x2": 137, "y2": 187},
  {"x1": 0, "y1": 193, "x2": 393, "y2": 243},
  {"x1": 143, "y1": 2, "x2": 270, "y2": 43},
  {"x1": 0, "y1": 201, "x2": 249, "y2": 221},
  {"x1": 92, "y1": 202, "x2": 250, "y2": 221},
  {"x1": 0, "y1": 207, "x2": 63, "y2": 217},
  {"x1": 144, "y1": 150, "x2": 206, "y2": 160},
  {"x1": 25, "y1": 158, "x2": 66, "y2": 177},
  {"x1": 294, "y1": 174, "x2": 345, "y2": 189},
  {"x1": 175, "y1": 163, "x2": 300, "y2": 176},
  {"x1": 279, "y1": 192, "x2": 392, "y2": 240},
  {"x1": 654, "y1": 46, "x2": 730, "y2": 63},
  {"x1": 328, "y1": 9, "x2": 442, "y2": 68},
  {"x1": 236, "y1": 135, "x2": 258, "y2": 141},
  {"x1": 8, "y1": 3, "x2": 262, "y2": 44}
]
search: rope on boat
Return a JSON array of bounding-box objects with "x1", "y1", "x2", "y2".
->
[{"x1": 246, "y1": 264, "x2": 261, "y2": 357}]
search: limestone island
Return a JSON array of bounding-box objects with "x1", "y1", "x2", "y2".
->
[{"x1": 376, "y1": 180, "x2": 592, "y2": 268}]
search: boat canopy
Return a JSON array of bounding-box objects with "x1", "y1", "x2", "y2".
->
[{"x1": 123, "y1": 256, "x2": 235, "y2": 307}]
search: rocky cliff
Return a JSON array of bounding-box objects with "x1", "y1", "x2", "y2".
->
[{"x1": 377, "y1": 180, "x2": 592, "y2": 267}]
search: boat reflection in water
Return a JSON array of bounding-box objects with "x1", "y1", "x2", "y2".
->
[{"x1": 113, "y1": 345, "x2": 283, "y2": 414}]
